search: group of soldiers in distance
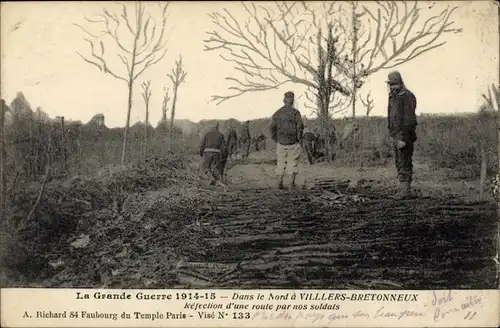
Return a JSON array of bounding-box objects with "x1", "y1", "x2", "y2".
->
[
  {"x1": 198, "y1": 116, "x2": 339, "y2": 187},
  {"x1": 200, "y1": 70, "x2": 418, "y2": 200},
  {"x1": 225, "y1": 121, "x2": 333, "y2": 164}
]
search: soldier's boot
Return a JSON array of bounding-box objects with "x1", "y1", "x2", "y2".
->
[{"x1": 393, "y1": 181, "x2": 411, "y2": 199}]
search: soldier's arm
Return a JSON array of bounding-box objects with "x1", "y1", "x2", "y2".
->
[
  {"x1": 270, "y1": 114, "x2": 278, "y2": 142},
  {"x1": 396, "y1": 93, "x2": 416, "y2": 142},
  {"x1": 296, "y1": 110, "x2": 304, "y2": 142},
  {"x1": 393, "y1": 100, "x2": 405, "y2": 141},
  {"x1": 403, "y1": 93, "x2": 417, "y2": 127},
  {"x1": 394, "y1": 93, "x2": 416, "y2": 141}
]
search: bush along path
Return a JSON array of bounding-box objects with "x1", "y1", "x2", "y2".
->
[
  {"x1": 0, "y1": 163, "x2": 497, "y2": 289},
  {"x1": 0, "y1": 155, "x2": 216, "y2": 287}
]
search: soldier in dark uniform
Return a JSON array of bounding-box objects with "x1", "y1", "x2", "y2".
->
[
  {"x1": 270, "y1": 91, "x2": 304, "y2": 189},
  {"x1": 226, "y1": 126, "x2": 238, "y2": 160},
  {"x1": 253, "y1": 133, "x2": 267, "y2": 152},
  {"x1": 302, "y1": 129, "x2": 317, "y2": 165},
  {"x1": 240, "y1": 121, "x2": 251, "y2": 159},
  {"x1": 199, "y1": 122, "x2": 226, "y2": 186},
  {"x1": 314, "y1": 133, "x2": 325, "y2": 160},
  {"x1": 387, "y1": 71, "x2": 417, "y2": 199},
  {"x1": 218, "y1": 141, "x2": 229, "y2": 184}
]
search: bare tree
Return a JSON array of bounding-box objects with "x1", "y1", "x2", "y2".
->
[
  {"x1": 141, "y1": 80, "x2": 152, "y2": 159},
  {"x1": 359, "y1": 92, "x2": 374, "y2": 117},
  {"x1": 204, "y1": 1, "x2": 351, "y2": 160},
  {"x1": 167, "y1": 55, "x2": 187, "y2": 149},
  {"x1": 336, "y1": 1, "x2": 461, "y2": 117},
  {"x1": 161, "y1": 86, "x2": 171, "y2": 125},
  {"x1": 75, "y1": 2, "x2": 170, "y2": 165}
]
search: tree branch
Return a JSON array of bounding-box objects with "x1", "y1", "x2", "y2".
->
[
  {"x1": 141, "y1": 80, "x2": 152, "y2": 103},
  {"x1": 75, "y1": 1, "x2": 170, "y2": 83},
  {"x1": 167, "y1": 55, "x2": 188, "y2": 91},
  {"x1": 360, "y1": 2, "x2": 461, "y2": 75},
  {"x1": 204, "y1": 1, "x2": 351, "y2": 106}
]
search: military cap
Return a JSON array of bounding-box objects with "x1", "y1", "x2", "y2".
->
[{"x1": 386, "y1": 71, "x2": 404, "y2": 85}]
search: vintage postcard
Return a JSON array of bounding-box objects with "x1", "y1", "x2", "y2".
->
[{"x1": 0, "y1": 0, "x2": 499, "y2": 327}]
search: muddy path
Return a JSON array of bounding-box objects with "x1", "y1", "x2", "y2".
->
[
  {"x1": 7, "y1": 175, "x2": 497, "y2": 290},
  {"x1": 180, "y1": 179, "x2": 498, "y2": 289}
]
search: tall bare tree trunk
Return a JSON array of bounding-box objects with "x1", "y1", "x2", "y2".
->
[
  {"x1": 169, "y1": 85, "x2": 178, "y2": 151},
  {"x1": 313, "y1": 26, "x2": 342, "y2": 163},
  {"x1": 120, "y1": 26, "x2": 140, "y2": 166},
  {"x1": 144, "y1": 102, "x2": 149, "y2": 159},
  {"x1": 121, "y1": 81, "x2": 134, "y2": 166},
  {"x1": 317, "y1": 91, "x2": 332, "y2": 162},
  {"x1": 351, "y1": 3, "x2": 358, "y2": 118}
]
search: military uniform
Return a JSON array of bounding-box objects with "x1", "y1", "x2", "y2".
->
[
  {"x1": 302, "y1": 131, "x2": 316, "y2": 164},
  {"x1": 270, "y1": 91, "x2": 304, "y2": 189},
  {"x1": 226, "y1": 128, "x2": 238, "y2": 160},
  {"x1": 200, "y1": 124, "x2": 226, "y2": 185},
  {"x1": 240, "y1": 122, "x2": 251, "y2": 159},
  {"x1": 387, "y1": 71, "x2": 417, "y2": 198}
]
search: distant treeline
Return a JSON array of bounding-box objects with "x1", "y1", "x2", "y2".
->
[{"x1": 2, "y1": 91, "x2": 498, "y2": 182}]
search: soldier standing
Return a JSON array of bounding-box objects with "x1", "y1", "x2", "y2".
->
[
  {"x1": 387, "y1": 71, "x2": 418, "y2": 199},
  {"x1": 270, "y1": 91, "x2": 304, "y2": 189}
]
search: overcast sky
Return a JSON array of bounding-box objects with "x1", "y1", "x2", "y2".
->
[{"x1": 1, "y1": 1, "x2": 498, "y2": 128}]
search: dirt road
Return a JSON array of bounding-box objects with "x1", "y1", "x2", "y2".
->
[
  {"x1": 4, "y1": 158, "x2": 497, "y2": 289},
  {"x1": 180, "y1": 178, "x2": 497, "y2": 289}
]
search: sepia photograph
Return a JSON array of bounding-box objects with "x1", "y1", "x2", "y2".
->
[{"x1": 0, "y1": 0, "x2": 498, "y2": 292}]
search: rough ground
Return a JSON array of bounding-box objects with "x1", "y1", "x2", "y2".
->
[
  {"x1": 189, "y1": 179, "x2": 497, "y2": 289},
  {"x1": 0, "y1": 154, "x2": 498, "y2": 289}
]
